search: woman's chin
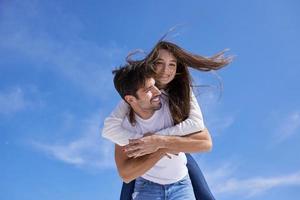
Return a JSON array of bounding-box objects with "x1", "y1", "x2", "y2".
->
[{"x1": 157, "y1": 78, "x2": 171, "y2": 86}]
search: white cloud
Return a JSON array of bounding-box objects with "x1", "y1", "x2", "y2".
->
[
  {"x1": 30, "y1": 112, "x2": 116, "y2": 170},
  {"x1": 214, "y1": 171, "x2": 300, "y2": 198},
  {"x1": 205, "y1": 115, "x2": 235, "y2": 137},
  {"x1": 0, "y1": 87, "x2": 26, "y2": 114},
  {"x1": 267, "y1": 110, "x2": 300, "y2": 144},
  {"x1": 0, "y1": 85, "x2": 45, "y2": 116},
  {"x1": 274, "y1": 111, "x2": 300, "y2": 142},
  {"x1": 200, "y1": 161, "x2": 300, "y2": 199}
]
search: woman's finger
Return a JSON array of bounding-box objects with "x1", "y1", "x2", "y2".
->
[
  {"x1": 125, "y1": 143, "x2": 143, "y2": 152},
  {"x1": 128, "y1": 139, "x2": 142, "y2": 145},
  {"x1": 126, "y1": 149, "x2": 143, "y2": 157}
]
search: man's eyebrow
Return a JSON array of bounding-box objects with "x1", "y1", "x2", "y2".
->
[{"x1": 143, "y1": 85, "x2": 153, "y2": 91}]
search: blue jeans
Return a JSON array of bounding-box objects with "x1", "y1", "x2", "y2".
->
[
  {"x1": 132, "y1": 175, "x2": 195, "y2": 200},
  {"x1": 120, "y1": 153, "x2": 215, "y2": 200}
]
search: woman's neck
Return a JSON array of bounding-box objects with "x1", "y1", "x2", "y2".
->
[{"x1": 156, "y1": 83, "x2": 167, "y2": 90}]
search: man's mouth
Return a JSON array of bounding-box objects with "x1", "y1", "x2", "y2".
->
[{"x1": 151, "y1": 96, "x2": 160, "y2": 102}]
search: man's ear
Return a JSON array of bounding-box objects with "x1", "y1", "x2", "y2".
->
[{"x1": 124, "y1": 95, "x2": 136, "y2": 104}]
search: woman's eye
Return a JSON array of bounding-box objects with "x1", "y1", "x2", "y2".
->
[{"x1": 155, "y1": 62, "x2": 164, "y2": 67}]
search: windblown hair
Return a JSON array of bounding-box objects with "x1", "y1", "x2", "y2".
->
[{"x1": 128, "y1": 41, "x2": 233, "y2": 124}]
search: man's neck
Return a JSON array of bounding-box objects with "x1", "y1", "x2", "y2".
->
[{"x1": 132, "y1": 107, "x2": 155, "y2": 120}]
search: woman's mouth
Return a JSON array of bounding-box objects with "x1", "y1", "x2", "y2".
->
[{"x1": 160, "y1": 75, "x2": 170, "y2": 79}]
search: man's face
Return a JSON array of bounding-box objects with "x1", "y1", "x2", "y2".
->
[{"x1": 131, "y1": 78, "x2": 162, "y2": 112}]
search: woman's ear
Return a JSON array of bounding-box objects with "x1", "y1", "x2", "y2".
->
[{"x1": 124, "y1": 95, "x2": 136, "y2": 104}]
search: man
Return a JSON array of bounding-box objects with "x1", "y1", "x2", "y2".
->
[{"x1": 107, "y1": 62, "x2": 212, "y2": 199}]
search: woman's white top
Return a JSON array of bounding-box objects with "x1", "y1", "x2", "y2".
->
[{"x1": 102, "y1": 90, "x2": 205, "y2": 146}]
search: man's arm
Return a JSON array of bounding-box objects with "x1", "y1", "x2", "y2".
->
[
  {"x1": 114, "y1": 144, "x2": 166, "y2": 183},
  {"x1": 125, "y1": 128, "x2": 212, "y2": 158}
]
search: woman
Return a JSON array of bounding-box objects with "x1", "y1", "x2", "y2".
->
[{"x1": 102, "y1": 40, "x2": 232, "y2": 200}]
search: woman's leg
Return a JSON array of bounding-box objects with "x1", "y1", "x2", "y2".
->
[
  {"x1": 120, "y1": 180, "x2": 135, "y2": 200},
  {"x1": 186, "y1": 153, "x2": 215, "y2": 200}
]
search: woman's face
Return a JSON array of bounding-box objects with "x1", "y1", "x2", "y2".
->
[{"x1": 154, "y1": 49, "x2": 177, "y2": 87}]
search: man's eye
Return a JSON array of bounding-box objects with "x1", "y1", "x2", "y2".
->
[{"x1": 145, "y1": 87, "x2": 153, "y2": 93}]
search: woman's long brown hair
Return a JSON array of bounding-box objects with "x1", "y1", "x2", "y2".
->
[{"x1": 128, "y1": 41, "x2": 233, "y2": 124}]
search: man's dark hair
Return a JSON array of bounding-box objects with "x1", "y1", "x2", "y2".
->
[{"x1": 113, "y1": 61, "x2": 154, "y2": 100}]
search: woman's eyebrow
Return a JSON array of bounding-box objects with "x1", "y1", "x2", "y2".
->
[{"x1": 156, "y1": 58, "x2": 177, "y2": 62}]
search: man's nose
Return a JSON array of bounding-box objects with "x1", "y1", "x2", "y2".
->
[{"x1": 153, "y1": 86, "x2": 161, "y2": 96}]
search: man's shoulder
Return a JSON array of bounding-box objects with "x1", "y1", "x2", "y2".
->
[{"x1": 122, "y1": 115, "x2": 142, "y2": 134}]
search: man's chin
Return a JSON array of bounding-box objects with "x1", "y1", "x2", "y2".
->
[{"x1": 153, "y1": 102, "x2": 162, "y2": 110}]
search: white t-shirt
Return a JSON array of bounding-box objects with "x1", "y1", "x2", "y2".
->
[
  {"x1": 121, "y1": 95, "x2": 188, "y2": 184},
  {"x1": 102, "y1": 90, "x2": 205, "y2": 146}
]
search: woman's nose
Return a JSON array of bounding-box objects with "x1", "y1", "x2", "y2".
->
[{"x1": 161, "y1": 64, "x2": 168, "y2": 72}]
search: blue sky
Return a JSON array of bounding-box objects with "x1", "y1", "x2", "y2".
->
[{"x1": 1, "y1": 0, "x2": 300, "y2": 199}]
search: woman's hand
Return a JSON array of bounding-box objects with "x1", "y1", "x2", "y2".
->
[{"x1": 124, "y1": 134, "x2": 163, "y2": 158}]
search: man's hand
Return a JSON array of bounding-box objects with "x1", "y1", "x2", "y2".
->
[{"x1": 124, "y1": 134, "x2": 162, "y2": 158}]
